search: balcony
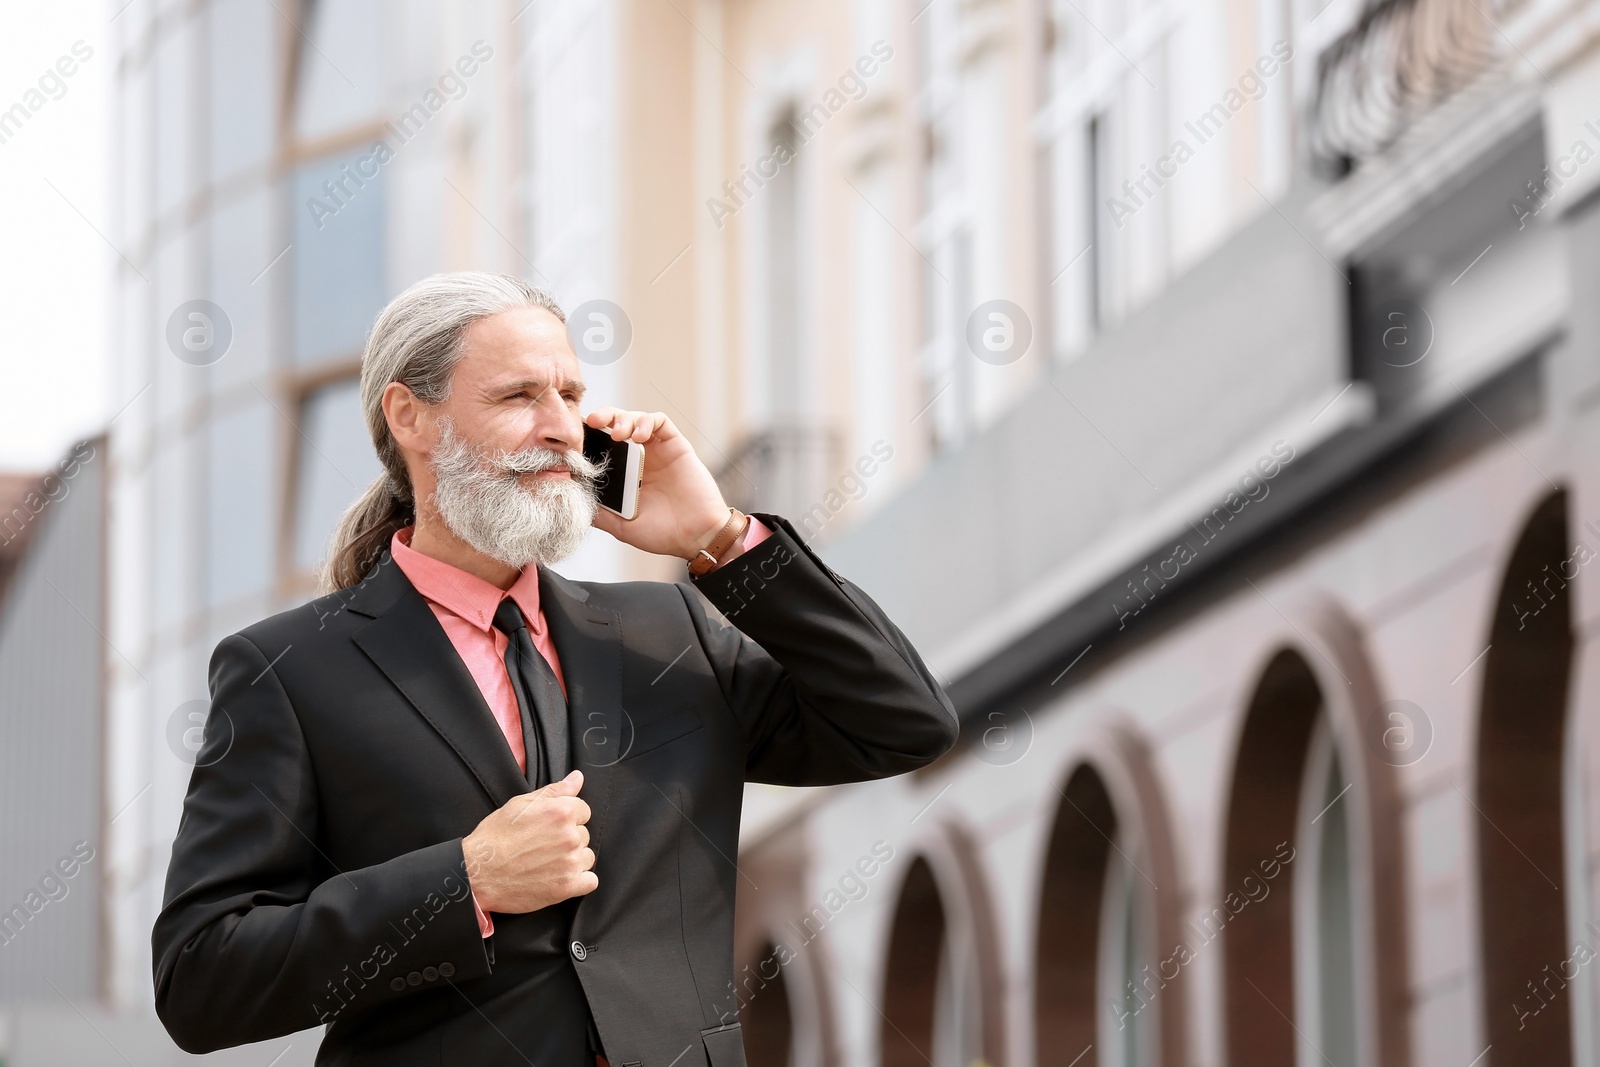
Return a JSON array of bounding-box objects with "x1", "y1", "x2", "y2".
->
[
  {"x1": 714, "y1": 423, "x2": 840, "y2": 527},
  {"x1": 1308, "y1": 0, "x2": 1529, "y2": 170}
]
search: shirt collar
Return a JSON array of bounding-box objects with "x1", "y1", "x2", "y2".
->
[{"x1": 390, "y1": 526, "x2": 545, "y2": 634}]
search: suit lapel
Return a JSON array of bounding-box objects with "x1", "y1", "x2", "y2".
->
[
  {"x1": 537, "y1": 567, "x2": 623, "y2": 857},
  {"x1": 348, "y1": 558, "x2": 529, "y2": 807}
]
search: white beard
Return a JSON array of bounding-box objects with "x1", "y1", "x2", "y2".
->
[{"x1": 430, "y1": 419, "x2": 602, "y2": 569}]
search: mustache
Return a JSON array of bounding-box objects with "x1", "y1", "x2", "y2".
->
[{"x1": 489, "y1": 445, "x2": 605, "y2": 487}]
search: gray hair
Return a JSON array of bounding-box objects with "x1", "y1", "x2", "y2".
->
[{"x1": 321, "y1": 271, "x2": 566, "y2": 591}]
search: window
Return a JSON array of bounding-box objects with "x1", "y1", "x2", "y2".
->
[
  {"x1": 206, "y1": 400, "x2": 274, "y2": 606},
  {"x1": 932, "y1": 915, "x2": 985, "y2": 1067},
  {"x1": 912, "y1": 0, "x2": 1018, "y2": 445},
  {"x1": 913, "y1": 0, "x2": 972, "y2": 452},
  {"x1": 292, "y1": 0, "x2": 388, "y2": 143},
  {"x1": 1087, "y1": 113, "x2": 1109, "y2": 332},
  {"x1": 290, "y1": 378, "x2": 383, "y2": 577},
  {"x1": 1039, "y1": 0, "x2": 1174, "y2": 346},
  {"x1": 883, "y1": 858, "x2": 947, "y2": 1067},
  {"x1": 290, "y1": 149, "x2": 390, "y2": 366},
  {"x1": 1098, "y1": 845, "x2": 1158, "y2": 1067},
  {"x1": 717, "y1": 109, "x2": 834, "y2": 520},
  {"x1": 766, "y1": 110, "x2": 802, "y2": 427},
  {"x1": 883, "y1": 857, "x2": 989, "y2": 1067},
  {"x1": 277, "y1": 1, "x2": 392, "y2": 590},
  {"x1": 1038, "y1": 0, "x2": 1095, "y2": 362},
  {"x1": 1476, "y1": 490, "x2": 1576, "y2": 1064},
  {"x1": 1036, "y1": 764, "x2": 1169, "y2": 1067},
  {"x1": 1223, "y1": 647, "x2": 1403, "y2": 1067},
  {"x1": 208, "y1": 0, "x2": 275, "y2": 181},
  {"x1": 1293, "y1": 718, "x2": 1359, "y2": 1067},
  {"x1": 850, "y1": 161, "x2": 896, "y2": 468},
  {"x1": 1221, "y1": 650, "x2": 1339, "y2": 1067}
]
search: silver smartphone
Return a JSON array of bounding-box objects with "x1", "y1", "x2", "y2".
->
[{"x1": 582, "y1": 423, "x2": 644, "y2": 520}]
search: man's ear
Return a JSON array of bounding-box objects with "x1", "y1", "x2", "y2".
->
[{"x1": 383, "y1": 381, "x2": 432, "y2": 457}]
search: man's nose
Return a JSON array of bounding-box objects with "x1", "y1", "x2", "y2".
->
[{"x1": 534, "y1": 407, "x2": 582, "y2": 453}]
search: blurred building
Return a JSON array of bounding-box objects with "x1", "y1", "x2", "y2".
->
[
  {"x1": 0, "y1": 441, "x2": 107, "y2": 1040},
  {"x1": 6, "y1": 0, "x2": 1587, "y2": 1063},
  {"x1": 710, "y1": 1, "x2": 1600, "y2": 1067}
]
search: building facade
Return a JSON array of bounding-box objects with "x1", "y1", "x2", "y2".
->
[
  {"x1": 713, "y1": 1, "x2": 1600, "y2": 1066},
  {"x1": 64, "y1": 0, "x2": 1600, "y2": 1064}
]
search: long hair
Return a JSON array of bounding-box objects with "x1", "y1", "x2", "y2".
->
[{"x1": 320, "y1": 271, "x2": 566, "y2": 592}]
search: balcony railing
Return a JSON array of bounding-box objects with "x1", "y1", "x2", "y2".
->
[
  {"x1": 1308, "y1": 0, "x2": 1528, "y2": 170},
  {"x1": 713, "y1": 422, "x2": 839, "y2": 526}
]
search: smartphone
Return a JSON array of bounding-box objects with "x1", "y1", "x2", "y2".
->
[{"x1": 582, "y1": 423, "x2": 644, "y2": 520}]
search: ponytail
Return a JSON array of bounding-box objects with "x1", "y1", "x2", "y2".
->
[{"x1": 320, "y1": 472, "x2": 413, "y2": 593}]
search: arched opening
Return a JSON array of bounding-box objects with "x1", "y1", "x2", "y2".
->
[
  {"x1": 882, "y1": 858, "x2": 945, "y2": 1067},
  {"x1": 882, "y1": 856, "x2": 984, "y2": 1067},
  {"x1": 732, "y1": 818, "x2": 838, "y2": 1067},
  {"x1": 1223, "y1": 649, "x2": 1365, "y2": 1067},
  {"x1": 1477, "y1": 489, "x2": 1574, "y2": 1065},
  {"x1": 1036, "y1": 764, "x2": 1163, "y2": 1067},
  {"x1": 1035, "y1": 767, "x2": 1114, "y2": 1066},
  {"x1": 741, "y1": 940, "x2": 794, "y2": 1067}
]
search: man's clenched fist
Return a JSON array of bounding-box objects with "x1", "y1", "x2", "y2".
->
[{"x1": 462, "y1": 769, "x2": 597, "y2": 915}]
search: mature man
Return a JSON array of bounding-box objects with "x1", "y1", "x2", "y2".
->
[{"x1": 152, "y1": 272, "x2": 958, "y2": 1067}]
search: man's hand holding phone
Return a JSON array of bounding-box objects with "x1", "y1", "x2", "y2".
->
[{"x1": 582, "y1": 407, "x2": 733, "y2": 562}]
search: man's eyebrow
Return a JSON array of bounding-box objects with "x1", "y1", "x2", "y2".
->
[{"x1": 487, "y1": 376, "x2": 587, "y2": 400}]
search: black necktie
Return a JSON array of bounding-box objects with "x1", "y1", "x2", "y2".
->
[{"x1": 492, "y1": 599, "x2": 569, "y2": 788}]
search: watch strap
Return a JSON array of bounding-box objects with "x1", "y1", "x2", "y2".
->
[{"x1": 687, "y1": 508, "x2": 751, "y2": 578}]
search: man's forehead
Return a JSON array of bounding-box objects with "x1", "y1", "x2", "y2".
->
[{"x1": 456, "y1": 306, "x2": 584, "y2": 385}]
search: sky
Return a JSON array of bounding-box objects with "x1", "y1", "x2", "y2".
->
[{"x1": 0, "y1": 1, "x2": 113, "y2": 472}]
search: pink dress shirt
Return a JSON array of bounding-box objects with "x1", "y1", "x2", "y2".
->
[{"x1": 389, "y1": 517, "x2": 771, "y2": 938}]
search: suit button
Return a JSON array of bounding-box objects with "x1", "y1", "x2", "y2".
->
[
  {"x1": 407, "y1": 971, "x2": 422, "y2": 985},
  {"x1": 423, "y1": 966, "x2": 439, "y2": 981},
  {"x1": 390, "y1": 977, "x2": 406, "y2": 991},
  {"x1": 570, "y1": 940, "x2": 588, "y2": 961},
  {"x1": 439, "y1": 962, "x2": 456, "y2": 978}
]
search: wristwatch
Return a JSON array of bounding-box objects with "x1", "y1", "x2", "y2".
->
[{"x1": 687, "y1": 507, "x2": 752, "y2": 578}]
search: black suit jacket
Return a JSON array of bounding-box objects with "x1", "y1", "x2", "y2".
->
[{"x1": 153, "y1": 515, "x2": 958, "y2": 1067}]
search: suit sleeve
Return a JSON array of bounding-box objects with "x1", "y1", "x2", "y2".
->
[
  {"x1": 151, "y1": 633, "x2": 492, "y2": 1054},
  {"x1": 682, "y1": 513, "x2": 959, "y2": 785}
]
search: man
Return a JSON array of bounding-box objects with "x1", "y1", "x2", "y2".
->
[{"x1": 152, "y1": 271, "x2": 958, "y2": 1067}]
